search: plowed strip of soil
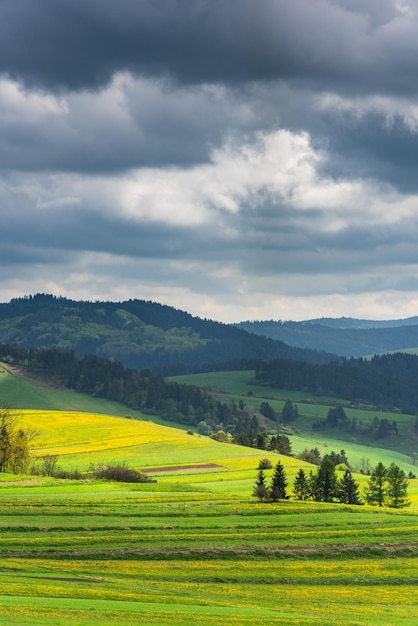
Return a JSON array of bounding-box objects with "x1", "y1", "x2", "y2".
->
[{"x1": 141, "y1": 463, "x2": 225, "y2": 473}]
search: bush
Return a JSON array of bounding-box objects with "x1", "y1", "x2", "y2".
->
[
  {"x1": 92, "y1": 463, "x2": 154, "y2": 483},
  {"x1": 258, "y1": 458, "x2": 272, "y2": 470},
  {"x1": 53, "y1": 469, "x2": 81, "y2": 480}
]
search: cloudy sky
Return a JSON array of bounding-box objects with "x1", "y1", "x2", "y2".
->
[{"x1": 2, "y1": 0, "x2": 418, "y2": 322}]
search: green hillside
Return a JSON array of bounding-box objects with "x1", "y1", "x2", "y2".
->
[
  {"x1": 2, "y1": 360, "x2": 417, "y2": 475},
  {"x1": 170, "y1": 370, "x2": 418, "y2": 471}
]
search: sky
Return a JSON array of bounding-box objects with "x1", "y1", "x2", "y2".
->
[{"x1": 2, "y1": 0, "x2": 418, "y2": 323}]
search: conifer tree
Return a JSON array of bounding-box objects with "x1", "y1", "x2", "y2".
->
[
  {"x1": 365, "y1": 462, "x2": 387, "y2": 507},
  {"x1": 269, "y1": 461, "x2": 288, "y2": 501},
  {"x1": 293, "y1": 468, "x2": 311, "y2": 500},
  {"x1": 253, "y1": 469, "x2": 268, "y2": 502},
  {"x1": 338, "y1": 469, "x2": 361, "y2": 505},
  {"x1": 387, "y1": 463, "x2": 409, "y2": 508},
  {"x1": 313, "y1": 456, "x2": 338, "y2": 502}
]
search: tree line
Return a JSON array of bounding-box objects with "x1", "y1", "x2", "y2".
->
[
  {"x1": 0, "y1": 343, "x2": 271, "y2": 439},
  {"x1": 256, "y1": 352, "x2": 418, "y2": 413},
  {"x1": 254, "y1": 457, "x2": 409, "y2": 508}
]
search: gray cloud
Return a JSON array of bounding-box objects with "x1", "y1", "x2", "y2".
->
[
  {"x1": 1, "y1": 1, "x2": 418, "y2": 96},
  {"x1": 2, "y1": 1, "x2": 418, "y2": 322}
]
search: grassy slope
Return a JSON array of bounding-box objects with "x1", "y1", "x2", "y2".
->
[
  {"x1": 170, "y1": 371, "x2": 418, "y2": 473},
  {"x1": 2, "y1": 362, "x2": 417, "y2": 473},
  {"x1": 0, "y1": 363, "x2": 189, "y2": 429}
]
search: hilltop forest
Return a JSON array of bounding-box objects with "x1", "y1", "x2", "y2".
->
[
  {"x1": 237, "y1": 318, "x2": 418, "y2": 357},
  {"x1": 0, "y1": 294, "x2": 333, "y2": 374}
]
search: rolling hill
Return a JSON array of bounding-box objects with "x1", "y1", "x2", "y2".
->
[
  {"x1": 236, "y1": 317, "x2": 418, "y2": 357},
  {"x1": 0, "y1": 294, "x2": 333, "y2": 374}
]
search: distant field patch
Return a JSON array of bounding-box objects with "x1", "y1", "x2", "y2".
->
[{"x1": 142, "y1": 463, "x2": 225, "y2": 473}]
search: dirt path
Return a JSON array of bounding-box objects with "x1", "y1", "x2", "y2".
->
[{"x1": 0, "y1": 361, "x2": 64, "y2": 391}]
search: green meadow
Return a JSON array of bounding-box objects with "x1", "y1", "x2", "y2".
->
[
  {"x1": 170, "y1": 370, "x2": 418, "y2": 472},
  {"x1": 1, "y1": 364, "x2": 418, "y2": 624}
]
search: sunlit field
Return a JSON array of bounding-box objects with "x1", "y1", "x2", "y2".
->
[
  {"x1": 1, "y1": 373, "x2": 418, "y2": 624},
  {"x1": 1, "y1": 481, "x2": 418, "y2": 625}
]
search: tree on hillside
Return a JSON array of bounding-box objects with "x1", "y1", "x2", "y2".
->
[
  {"x1": 0, "y1": 407, "x2": 36, "y2": 474},
  {"x1": 297, "y1": 447, "x2": 321, "y2": 465},
  {"x1": 253, "y1": 469, "x2": 268, "y2": 502},
  {"x1": 281, "y1": 400, "x2": 298, "y2": 423},
  {"x1": 387, "y1": 463, "x2": 409, "y2": 508},
  {"x1": 338, "y1": 469, "x2": 362, "y2": 505},
  {"x1": 329, "y1": 449, "x2": 349, "y2": 467},
  {"x1": 364, "y1": 462, "x2": 387, "y2": 507},
  {"x1": 269, "y1": 461, "x2": 288, "y2": 501},
  {"x1": 312, "y1": 456, "x2": 338, "y2": 502},
  {"x1": 260, "y1": 401, "x2": 277, "y2": 421},
  {"x1": 270, "y1": 434, "x2": 292, "y2": 456},
  {"x1": 326, "y1": 405, "x2": 347, "y2": 428},
  {"x1": 293, "y1": 468, "x2": 311, "y2": 500}
]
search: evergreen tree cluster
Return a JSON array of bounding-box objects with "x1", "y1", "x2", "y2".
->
[
  {"x1": 253, "y1": 461, "x2": 289, "y2": 502},
  {"x1": 254, "y1": 458, "x2": 409, "y2": 508},
  {"x1": 365, "y1": 462, "x2": 409, "y2": 508},
  {"x1": 256, "y1": 353, "x2": 418, "y2": 413},
  {"x1": 311, "y1": 405, "x2": 399, "y2": 442}
]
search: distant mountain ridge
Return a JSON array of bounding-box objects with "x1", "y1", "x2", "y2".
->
[
  {"x1": 300, "y1": 316, "x2": 418, "y2": 329},
  {"x1": 236, "y1": 317, "x2": 418, "y2": 357},
  {"x1": 0, "y1": 294, "x2": 333, "y2": 374}
]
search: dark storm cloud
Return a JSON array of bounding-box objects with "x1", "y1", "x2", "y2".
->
[
  {"x1": 3, "y1": 0, "x2": 418, "y2": 320},
  {"x1": 317, "y1": 111, "x2": 418, "y2": 193},
  {"x1": 0, "y1": 78, "x2": 264, "y2": 172},
  {"x1": 2, "y1": 0, "x2": 418, "y2": 96}
]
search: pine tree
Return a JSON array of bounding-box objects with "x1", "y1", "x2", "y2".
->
[
  {"x1": 293, "y1": 468, "x2": 311, "y2": 500},
  {"x1": 253, "y1": 469, "x2": 268, "y2": 502},
  {"x1": 387, "y1": 463, "x2": 409, "y2": 508},
  {"x1": 269, "y1": 461, "x2": 288, "y2": 501},
  {"x1": 281, "y1": 400, "x2": 298, "y2": 423},
  {"x1": 338, "y1": 469, "x2": 361, "y2": 505},
  {"x1": 365, "y1": 462, "x2": 387, "y2": 507},
  {"x1": 314, "y1": 456, "x2": 338, "y2": 502}
]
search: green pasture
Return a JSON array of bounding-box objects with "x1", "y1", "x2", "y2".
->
[
  {"x1": 1, "y1": 481, "x2": 418, "y2": 625},
  {"x1": 169, "y1": 370, "x2": 363, "y2": 405},
  {"x1": 171, "y1": 370, "x2": 418, "y2": 462}
]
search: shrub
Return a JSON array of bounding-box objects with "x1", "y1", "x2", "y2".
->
[
  {"x1": 258, "y1": 458, "x2": 272, "y2": 470},
  {"x1": 93, "y1": 463, "x2": 154, "y2": 483}
]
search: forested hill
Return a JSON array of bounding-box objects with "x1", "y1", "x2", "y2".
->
[
  {"x1": 236, "y1": 318, "x2": 418, "y2": 357},
  {"x1": 256, "y1": 352, "x2": 418, "y2": 414},
  {"x1": 0, "y1": 295, "x2": 333, "y2": 374}
]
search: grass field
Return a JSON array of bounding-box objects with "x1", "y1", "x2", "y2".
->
[
  {"x1": 2, "y1": 365, "x2": 418, "y2": 623},
  {"x1": 2, "y1": 478, "x2": 418, "y2": 625},
  {"x1": 170, "y1": 370, "x2": 418, "y2": 469}
]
